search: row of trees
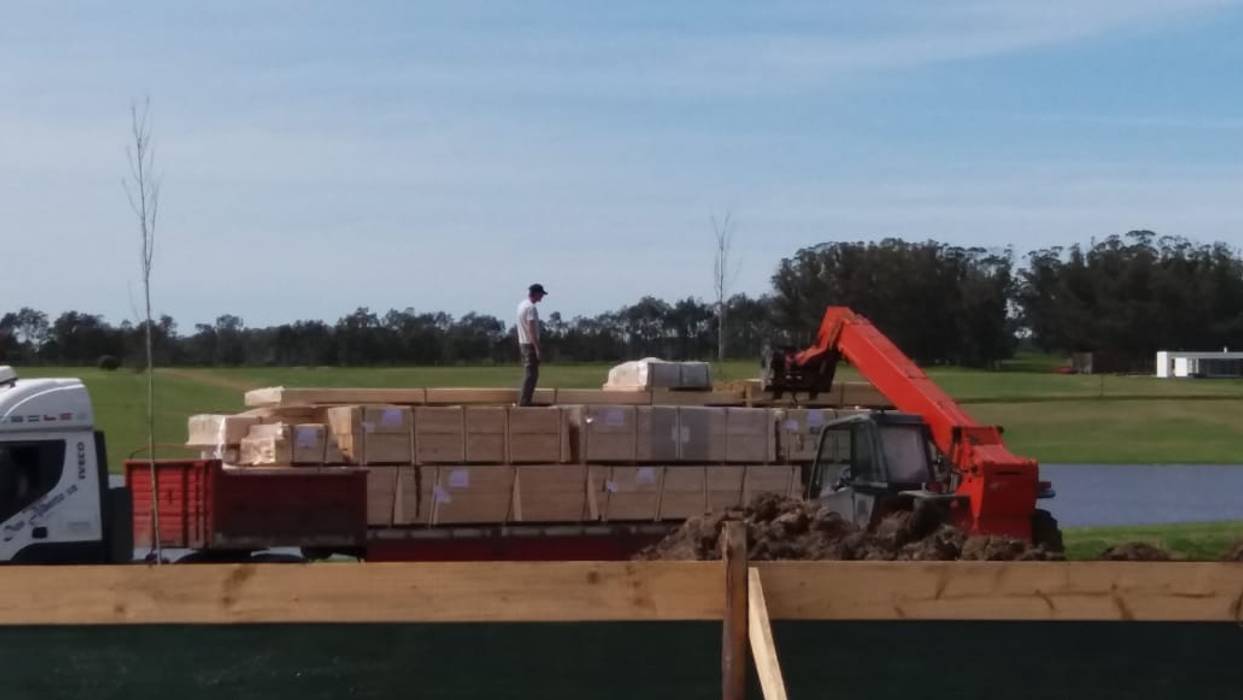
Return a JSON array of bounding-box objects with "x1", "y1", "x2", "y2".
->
[
  {"x1": 4, "y1": 231, "x2": 1240, "y2": 369},
  {"x1": 0, "y1": 295, "x2": 777, "y2": 367}
]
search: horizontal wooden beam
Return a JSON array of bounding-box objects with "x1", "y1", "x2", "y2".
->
[
  {"x1": 756, "y1": 561, "x2": 1243, "y2": 622},
  {"x1": 5, "y1": 560, "x2": 1239, "y2": 626},
  {"x1": 0, "y1": 562, "x2": 721, "y2": 625}
]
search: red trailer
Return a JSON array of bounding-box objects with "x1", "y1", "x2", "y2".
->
[
  {"x1": 126, "y1": 459, "x2": 674, "y2": 562},
  {"x1": 126, "y1": 459, "x2": 367, "y2": 559}
]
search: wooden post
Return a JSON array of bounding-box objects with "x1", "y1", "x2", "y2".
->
[
  {"x1": 748, "y1": 568, "x2": 788, "y2": 700},
  {"x1": 722, "y1": 520, "x2": 748, "y2": 700}
]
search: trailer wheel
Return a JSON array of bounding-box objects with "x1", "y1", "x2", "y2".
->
[{"x1": 1031, "y1": 509, "x2": 1064, "y2": 552}]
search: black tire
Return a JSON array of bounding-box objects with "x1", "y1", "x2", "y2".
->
[{"x1": 1031, "y1": 509, "x2": 1064, "y2": 552}]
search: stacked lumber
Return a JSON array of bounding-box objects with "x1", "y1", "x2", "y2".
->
[
  {"x1": 188, "y1": 379, "x2": 883, "y2": 528},
  {"x1": 570, "y1": 406, "x2": 777, "y2": 463}
]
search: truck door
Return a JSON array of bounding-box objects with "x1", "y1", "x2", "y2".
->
[
  {"x1": 0, "y1": 431, "x2": 105, "y2": 563},
  {"x1": 844, "y1": 422, "x2": 886, "y2": 528},
  {"x1": 810, "y1": 420, "x2": 883, "y2": 528}
]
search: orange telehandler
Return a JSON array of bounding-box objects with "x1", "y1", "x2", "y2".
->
[{"x1": 764, "y1": 307, "x2": 1060, "y2": 548}]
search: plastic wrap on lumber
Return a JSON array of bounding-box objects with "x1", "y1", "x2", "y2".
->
[{"x1": 753, "y1": 561, "x2": 1243, "y2": 621}]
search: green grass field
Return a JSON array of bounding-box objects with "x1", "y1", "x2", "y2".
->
[
  {"x1": 13, "y1": 360, "x2": 1243, "y2": 470},
  {"x1": 1063, "y1": 520, "x2": 1243, "y2": 560}
]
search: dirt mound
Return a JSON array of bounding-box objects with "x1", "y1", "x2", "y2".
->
[
  {"x1": 1099, "y1": 542, "x2": 1174, "y2": 561},
  {"x1": 638, "y1": 494, "x2": 1062, "y2": 562},
  {"x1": 1223, "y1": 541, "x2": 1243, "y2": 562}
]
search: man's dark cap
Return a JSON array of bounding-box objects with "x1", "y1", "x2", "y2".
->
[{"x1": 529, "y1": 283, "x2": 548, "y2": 296}]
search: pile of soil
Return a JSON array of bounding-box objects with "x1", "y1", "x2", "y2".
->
[
  {"x1": 638, "y1": 494, "x2": 1063, "y2": 562},
  {"x1": 1098, "y1": 542, "x2": 1174, "y2": 561}
]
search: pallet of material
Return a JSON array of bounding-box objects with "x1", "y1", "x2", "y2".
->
[
  {"x1": 571, "y1": 406, "x2": 776, "y2": 463},
  {"x1": 326, "y1": 405, "x2": 414, "y2": 465},
  {"x1": 365, "y1": 465, "x2": 422, "y2": 526},
  {"x1": 512, "y1": 465, "x2": 588, "y2": 522},
  {"x1": 424, "y1": 466, "x2": 516, "y2": 525},
  {"x1": 586, "y1": 465, "x2": 800, "y2": 522}
]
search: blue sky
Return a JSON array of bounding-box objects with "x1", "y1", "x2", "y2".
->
[{"x1": 3, "y1": 1, "x2": 1242, "y2": 328}]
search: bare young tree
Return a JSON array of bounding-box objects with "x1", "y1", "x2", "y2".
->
[
  {"x1": 711, "y1": 212, "x2": 737, "y2": 362},
  {"x1": 124, "y1": 98, "x2": 162, "y2": 562}
]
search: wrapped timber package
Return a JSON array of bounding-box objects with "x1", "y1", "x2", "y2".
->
[
  {"x1": 743, "y1": 465, "x2": 801, "y2": 503},
  {"x1": 326, "y1": 405, "x2": 413, "y2": 465},
  {"x1": 724, "y1": 408, "x2": 777, "y2": 463},
  {"x1": 368, "y1": 465, "x2": 423, "y2": 526},
  {"x1": 588, "y1": 465, "x2": 663, "y2": 521},
  {"x1": 507, "y1": 407, "x2": 573, "y2": 463},
  {"x1": 572, "y1": 405, "x2": 777, "y2": 464},
  {"x1": 705, "y1": 466, "x2": 745, "y2": 512},
  {"x1": 572, "y1": 406, "x2": 639, "y2": 463},
  {"x1": 658, "y1": 466, "x2": 707, "y2": 520},
  {"x1": 365, "y1": 465, "x2": 399, "y2": 526},
  {"x1": 424, "y1": 466, "x2": 515, "y2": 525},
  {"x1": 465, "y1": 407, "x2": 507, "y2": 463},
  {"x1": 414, "y1": 407, "x2": 508, "y2": 464},
  {"x1": 604, "y1": 358, "x2": 712, "y2": 390},
  {"x1": 512, "y1": 464, "x2": 588, "y2": 522}
]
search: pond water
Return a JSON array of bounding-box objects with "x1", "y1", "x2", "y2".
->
[{"x1": 1041, "y1": 463, "x2": 1243, "y2": 527}]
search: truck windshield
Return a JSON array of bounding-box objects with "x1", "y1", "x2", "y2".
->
[{"x1": 878, "y1": 426, "x2": 930, "y2": 484}]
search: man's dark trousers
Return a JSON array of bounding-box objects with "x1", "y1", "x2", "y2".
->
[{"x1": 519, "y1": 343, "x2": 540, "y2": 406}]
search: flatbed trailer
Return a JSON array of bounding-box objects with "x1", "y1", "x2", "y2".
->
[{"x1": 126, "y1": 459, "x2": 679, "y2": 562}]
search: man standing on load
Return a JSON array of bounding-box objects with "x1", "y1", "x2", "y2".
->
[{"x1": 517, "y1": 283, "x2": 547, "y2": 406}]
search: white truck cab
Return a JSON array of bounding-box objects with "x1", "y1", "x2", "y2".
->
[{"x1": 0, "y1": 366, "x2": 125, "y2": 563}]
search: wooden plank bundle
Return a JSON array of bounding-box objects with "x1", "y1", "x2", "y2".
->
[
  {"x1": 326, "y1": 405, "x2": 414, "y2": 465},
  {"x1": 572, "y1": 406, "x2": 776, "y2": 464}
]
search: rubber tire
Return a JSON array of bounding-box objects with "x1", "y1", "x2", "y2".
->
[{"x1": 1031, "y1": 509, "x2": 1064, "y2": 552}]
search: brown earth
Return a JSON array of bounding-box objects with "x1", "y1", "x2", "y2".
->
[{"x1": 638, "y1": 494, "x2": 1063, "y2": 562}]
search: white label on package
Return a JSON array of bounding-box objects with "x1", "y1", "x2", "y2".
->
[
  {"x1": 605, "y1": 480, "x2": 619, "y2": 494},
  {"x1": 433, "y1": 485, "x2": 452, "y2": 504},
  {"x1": 782, "y1": 419, "x2": 799, "y2": 432},
  {"x1": 294, "y1": 427, "x2": 319, "y2": 449},
  {"x1": 380, "y1": 409, "x2": 403, "y2": 428},
  {"x1": 601, "y1": 407, "x2": 625, "y2": 427},
  {"x1": 679, "y1": 426, "x2": 691, "y2": 443},
  {"x1": 448, "y1": 468, "x2": 470, "y2": 489},
  {"x1": 807, "y1": 411, "x2": 826, "y2": 428},
  {"x1": 637, "y1": 467, "x2": 657, "y2": 484},
  {"x1": 362, "y1": 421, "x2": 376, "y2": 434}
]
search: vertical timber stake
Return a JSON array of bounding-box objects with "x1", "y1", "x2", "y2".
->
[
  {"x1": 722, "y1": 520, "x2": 748, "y2": 700},
  {"x1": 748, "y1": 568, "x2": 789, "y2": 700}
]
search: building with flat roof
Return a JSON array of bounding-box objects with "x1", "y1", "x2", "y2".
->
[{"x1": 1155, "y1": 350, "x2": 1243, "y2": 378}]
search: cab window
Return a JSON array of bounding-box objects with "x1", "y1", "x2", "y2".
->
[
  {"x1": 879, "y1": 425, "x2": 932, "y2": 484},
  {"x1": 814, "y1": 426, "x2": 853, "y2": 496},
  {"x1": 851, "y1": 425, "x2": 879, "y2": 481},
  {"x1": 0, "y1": 440, "x2": 66, "y2": 523}
]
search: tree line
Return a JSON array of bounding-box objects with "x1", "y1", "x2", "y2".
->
[
  {"x1": 3, "y1": 231, "x2": 1238, "y2": 370},
  {"x1": 0, "y1": 297, "x2": 776, "y2": 368}
]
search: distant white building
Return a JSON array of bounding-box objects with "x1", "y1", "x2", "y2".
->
[{"x1": 1155, "y1": 350, "x2": 1243, "y2": 378}]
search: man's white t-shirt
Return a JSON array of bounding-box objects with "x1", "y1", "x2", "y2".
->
[{"x1": 516, "y1": 299, "x2": 539, "y2": 345}]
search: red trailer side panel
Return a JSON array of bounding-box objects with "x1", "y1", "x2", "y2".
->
[
  {"x1": 126, "y1": 459, "x2": 367, "y2": 553},
  {"x1": 211, "y1": 467, "x2": 367, "y2": 550},
  {"x1": 126, "y1": 459, "x2": 211, "y2": 550}
]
